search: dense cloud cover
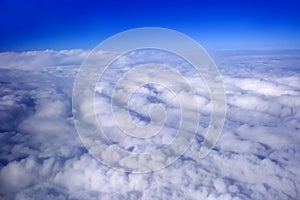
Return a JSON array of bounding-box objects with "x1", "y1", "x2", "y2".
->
[{"x1": 0, "y1": 49, "x2": 299, "y2": 199}]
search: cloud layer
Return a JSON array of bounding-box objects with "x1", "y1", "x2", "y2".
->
[{"x1": 0, "y1": 49, "x2": 299, "y2": 199}]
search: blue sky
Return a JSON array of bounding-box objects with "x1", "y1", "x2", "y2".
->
[{"x1": 1, "y1": 0, "x2": 300, "y2": 51}]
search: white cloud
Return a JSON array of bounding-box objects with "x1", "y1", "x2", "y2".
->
[{"x1": 0, "y1": 49, "x2": 299, "y2": 199}]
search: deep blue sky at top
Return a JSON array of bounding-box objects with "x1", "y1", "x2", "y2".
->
[{"x1": 0, "y1": 0, "x2": 300, "y2": 51}]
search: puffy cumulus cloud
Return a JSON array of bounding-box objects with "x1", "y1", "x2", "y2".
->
[
  {"x1": 0, "y1": 49, "x2": 300, "y2": 199},
  {"x1": 0, "y1": 49, "x2": 88, "y2": 70}
]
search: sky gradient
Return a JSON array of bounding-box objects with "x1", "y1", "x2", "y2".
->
[{"x1": 1, "y1": 0, "x2": 300, "y2": 51}]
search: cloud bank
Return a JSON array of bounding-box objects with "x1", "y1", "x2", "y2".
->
[{"x1": 0, "y1": 49, "x2": 299, "y2": 199}]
